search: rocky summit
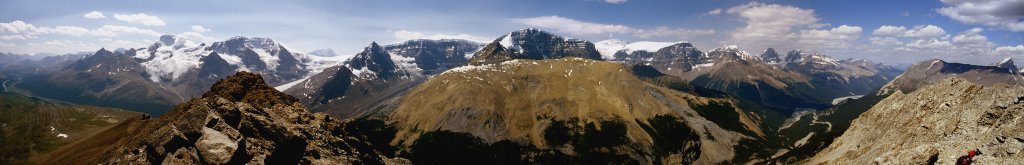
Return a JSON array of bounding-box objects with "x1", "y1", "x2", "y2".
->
[{"x1": 41, "y1": 71, "x2": 402, "y2": 164}]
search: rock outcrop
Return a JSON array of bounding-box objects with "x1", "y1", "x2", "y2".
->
[{"x1": 43, "y1": 71, "x2": 399, "y2": 164}]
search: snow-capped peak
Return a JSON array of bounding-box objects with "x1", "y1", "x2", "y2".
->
[
  {"x1": 498, "y1": 32, "x2": 520, "y2": 52},
  {"x1": 993, "y1": 57, "x2": 1017, "y2": 73}
]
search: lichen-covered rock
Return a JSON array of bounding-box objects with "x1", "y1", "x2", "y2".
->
[{"x1": 810, "y1": 78, "x2": 1024, "y2": 164}]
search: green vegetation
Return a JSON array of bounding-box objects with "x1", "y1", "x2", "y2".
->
[{"x1": 0, "y1": 92, "x2": 137, "y2": 164}]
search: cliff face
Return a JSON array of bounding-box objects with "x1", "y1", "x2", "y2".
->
[
  {"x1": 43, "y1": 72, "x2": 402, "y2": 164},
  {"x1": 810, "y1": 78, "x2": 1024, "y2": 164}
]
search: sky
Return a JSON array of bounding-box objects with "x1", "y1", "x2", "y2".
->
[{"x1": 1, "y1": 0, "x2": 1022, "y2": 65}]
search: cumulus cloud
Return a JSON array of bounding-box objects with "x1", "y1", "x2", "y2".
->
[
  {"x1": 392, "y1": 30, "x2": 490, "y2": 43},
  {"x1": 903, "y1": 25, "x2": 946, "y2": 38},
  {"x1": 604, "y1": 0, "x2": 627, "y2": 4},
  {"x1": 996, "y1": 45, "x2": 1024, "y2": 54},
  {"x1": 0, "y1": 39, "x2": 151, "y2": 54},
  {"x1": 797, "y1": 25, "x2": 863, "y2": 47},
  {"x1": 633, "y1": 27, "x2": 715, "y2": 39},
  {"x1": 92, "y1": 25, "x2": 162, "y2": 37},
  {"x1": 872, "y1": 25, "x2": 908, "y2": 36},
  {"x1": 871, "y1": 25, "x2": 947, "y2": 38},
  {"x1": 936, "y1": 0, "x2": 1024, "y2": 31},
  {"x1": 511, "y1": 15, "x2": 714, "y2": 40},
  {"x1": 84, "y1": 11, "x2": 105, "y2": 19},
  {"x1": 178, "y1": 31, "x2": 216, "y2": 43},
  {"x1": 511, "y1": 16, "x2": 634, "y2": 35},
  {"x1": 721, "y1": 2, "x2": 860, "y2": 52},
  {"x1": 191, "y1": 25, "x2": 211, "y2": 33},
  {"x1": 0, "y1": 20, "x2": 162, "y2": 40},
  {"x1": 113, "y1": 13, "x2": 166, "y2": 26},
  {"x1": 705, "y1": 8, "x2": 723, "y2": 15},
  {"x1": 870, "y1": 37, "x2": 903, "y2": 45},
  {"x1": 1, "y1": 20, "x2": 39, "y2": 40}
]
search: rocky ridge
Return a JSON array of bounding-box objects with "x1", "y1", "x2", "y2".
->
[{"x1": 810, "y1": 78, "x2": 1024, "y2": 164}]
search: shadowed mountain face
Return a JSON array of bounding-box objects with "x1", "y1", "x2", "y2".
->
[
  {"x1": 469, "y1": 29, "x2": 602, "y2": 64},
  {"x1": 41, "y1": 72, "x2": 401, "y2": 164}
]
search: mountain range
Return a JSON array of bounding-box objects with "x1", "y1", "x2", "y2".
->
[{"x1": 4, "y1": 28, "x2": 1024, "y2": 164}]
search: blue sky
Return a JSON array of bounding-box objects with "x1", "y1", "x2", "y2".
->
[{"x1": 1, "y1": 0, "x2": 1022, "y2": 65}]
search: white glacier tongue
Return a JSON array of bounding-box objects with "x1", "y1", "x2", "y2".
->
[
  {"x1": 138, "y1": 35, "x2": 210, "y2": 82},
  {"x1": 624, "y1": 41, "x2": 677, "y2": 53},
  {"x1": 594, "y1": 39, "x2": 628, "y2": 59},
  {"x1": 594, "y1": 39, "x2": 683, "y2": 60}
]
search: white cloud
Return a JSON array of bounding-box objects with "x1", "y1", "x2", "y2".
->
[
  {"x1": 0, "y1": 20, "x2": 38, "y2": 40},
  {"x1": 996, "y1": 45, "x2": 1024, "y2": 54},
  {"x1": 113, "y1": 13, "x2": 166, "y2": 26},
  {"x1": 722, "y1": 2, "x2": 860, "y2": 52},
  {"x1": 511, "y1": 16, "x2": 634, "y2": 35},
  {"x1": 936, "y1": 0, "x2": 1024, "y2": 31},
  {"x1": 392, "y1": 30, "x2": 490, "y2": 43},
  {"x1": 727, "y1": 2, "x2": 820, "y2": 41},
  {"x1": 705, "y1": 8, "x2": 723, "y2": 15},
  {"x1": 604, "y1": 0, "x2": 627, "y2": 4},
  {"x1": 868, "y1": 25, "x2": 947, "y2": 39},
  {"x1": 870, "y1": 37, "x2": 903, "y2": 45},
  {"x1": 92, "y1": 25, "x2": 162, "y2": 37},
  {"x1": 178, "y1": 31, "x2": 216, "y2": 43},
  {"x1": 84, "y1": 11, "x2": 106, "y2": 19},
  {"x1": 0, "y1": 20, "x2": 168, "y2": 42},
  {"x1": 511, "y1": 15, "x2": 714, "y2": 40},
  {"x1": 905, "y1": 38, "x2": 953, "y2": 49},
  {"x1": 872, "y1": 25, "x2": 908, "y2": 36},
  {"x1": 37, "y1": 26, "x2": 91, "y2": 37},
  {"x1": 0, "y1": 39, "x2": 151, "y2": 54},
  {"x1": 633, "y1": 27, "x2": 715, "y2": 39},
  {"x1": 951, "y1": 28, "x2": 988, "y2": 45},
  {"x1": 903, "y1": 25, "x2": 946, "y2": 38},
  {"x1": 798, "y1": 25, "x2": 863, "y2": 47},
  {"x1": 191, "y1": 25, "x2": 211, "y2": 33}
]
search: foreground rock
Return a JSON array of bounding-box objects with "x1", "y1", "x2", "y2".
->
[
  {"x1": 42, "y1": 71, "x2": 399, "y2": 164},
  {"x1": 810, "y1": 78, "x2": 1024, "y2": 164}
]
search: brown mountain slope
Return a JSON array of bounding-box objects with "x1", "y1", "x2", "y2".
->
[
  {"x1": 388, "y1": 58, "x2": 769, "y2": 164},
  {"x1": 810, "y1": 78, "x2": 1024, "y2": 164},
  {"x1": 42, "y1": 72, "x2": 399, "y2": 164}
]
